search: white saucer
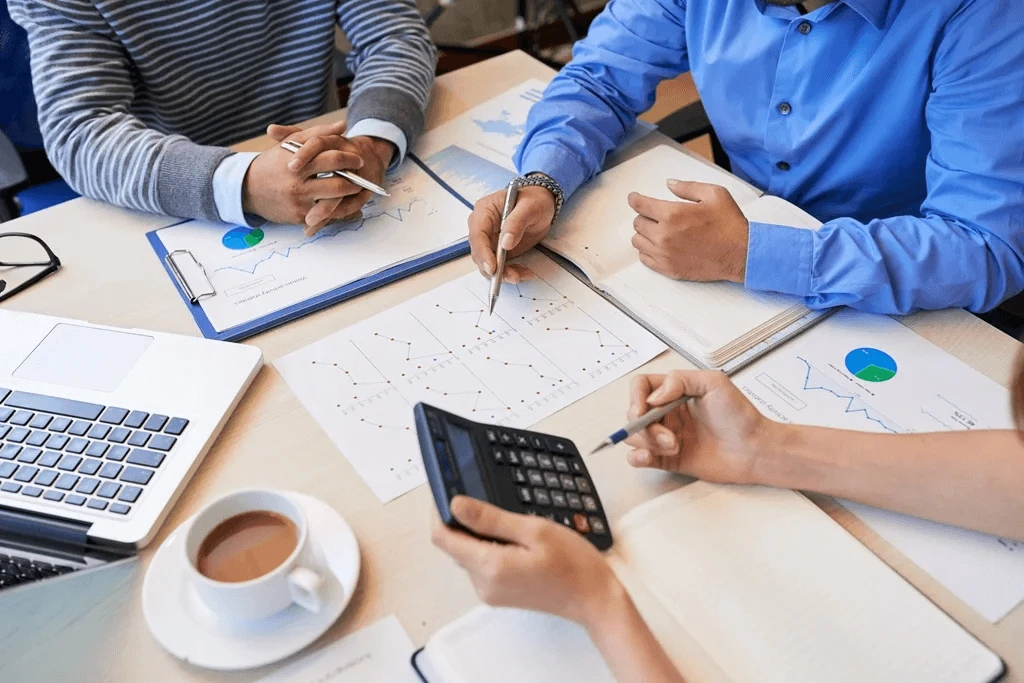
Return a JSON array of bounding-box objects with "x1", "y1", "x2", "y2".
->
[{"x1": 142, "y1": 493, "x2": 360, "y2": 671}]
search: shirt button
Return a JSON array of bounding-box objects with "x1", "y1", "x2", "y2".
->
[
  {"x1": 798, "y1": 21, "x2": 812, "y2": 35},
  {"x1": 776, "y1": 161, "x2": 791, "y2": 171},
  {"x1": 777, "y1": 102, "x2": 792, "y2": 116}
]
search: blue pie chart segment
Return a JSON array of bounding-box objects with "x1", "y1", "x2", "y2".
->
[
  {"x1": 222, "y1": 226, "x2": 265, "y2": 250},
  {"x1": 844, "y1": 348, "x2": 897, "y2": 383}
]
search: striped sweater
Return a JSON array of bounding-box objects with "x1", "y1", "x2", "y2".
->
[{"x1": 9, "y1": 0, "x2": 436, "y2": 221}]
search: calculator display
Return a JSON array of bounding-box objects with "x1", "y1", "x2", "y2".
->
[{"x1": 415, "y1": 402, "x2": 612, "y2": 550}]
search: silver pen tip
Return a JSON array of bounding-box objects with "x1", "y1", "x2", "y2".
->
[
  {"x1": 589, "y1": 441, "x2": 611, "y2": 455},
  {"x1": 488, "y1": 298, "x2": 496, "y2": 315}
]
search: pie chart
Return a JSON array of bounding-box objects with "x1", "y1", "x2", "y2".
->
[
  {"x1": 222, "y1": 226, "x2": 265, "y2": 250},
  {"x1": 844, "y1": 347, "x2": 897, "y2": 382}
]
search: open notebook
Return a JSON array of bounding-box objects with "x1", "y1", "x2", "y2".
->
[
  {"x1": 543, "y1": 145, "x2": 832, "y2": 372},
  {"x1": 412, "y1": 483, "x2": 1004, "y2": 683}
]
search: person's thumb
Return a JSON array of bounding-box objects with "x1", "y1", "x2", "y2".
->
[
  {"x1": 666, "y1": 179, "x2": 720, "y2": 203},
  {"x1": 450, "y1": 496, "x2": 528, "y2": 544},
  {"x1": 647, "y1": 369, "x2": 721, "y2": 405}
]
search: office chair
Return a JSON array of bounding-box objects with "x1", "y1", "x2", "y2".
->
[{"x1": 0, "y1": 0, "x2": 78, "y2": 222}]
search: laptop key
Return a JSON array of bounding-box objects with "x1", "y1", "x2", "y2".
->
[
  {"x1": 87, "y1": 499, "x2": 108, "y2": 511},
  {"x1": 13, "y1": 466, "x2": 38, "y2": 483},
  {"x1": 78, "y1": 460, "x2": 101, "y2": 476},
  {"x1": 55, "y1": 474, "x2": 79, "y2": 490},
  {"x1": 99, "y1": 463, "x2": 122, "y2": 479},
  {"x1": 45, "y1": 434, "x2": 69, "y2": 451},
  {"x1": 87, "y1": 424, "x2": 111, "y2": 440},
  {"x1": 127, "y1": 431, "x2": 150, "y2": 447},
  {"x1": 0, "y1": 407, "x2": 12, "y2": 423},
  {"x1": 57, "y1": 455, "x2": 82, "y2": 471},
  {"x1": 85, "y1": 441, "x2": 108, "y2": 458},
  {"x1": 65, "y1": 438, "x2": 88, "y2": 454},
  {"x1": 64, "y1": 495, "x2": 85, "y2": 506},
  {"x1": 105, "y1": 445, "x2": 129, "y2": 462},
  {"x1": 35, "y1": 470, "x2": 58, "y2": 487},
  {"x1": 28, "y1": 414, "x2": 52, "y2": 430},
  {"x1": 109, "y1": 503, "x2": 131, "y2": 515},
  {"x1": 164, "y1": 418, "x2": 188, "y2": 436},
  {"x1": 68, "y1": 421, "x2": 91, "y2": 437},
  {"x1": 16, "y1": 448, "x2": 41, "y2": 464},
  {"x1": 26, "y1": 431, "x2": 49, "y2": 447},
  {"x1": 76, "y1": 478, "x2": 100, "y2": 495},
  {"x1": 21, "y1": 486, "x2": 42, "y2": 498},
  {"x1": 126, "y1": 449, "x2": 164, "y2": 468},
  {"x1": 97, "y1": 482, "x2": 120, "y2": 499},
  {"x1": 7, "y1": 427, "x2": 29, "y2": 443},
  {"x1": 1, "y1": 482, "x2": 21, "y2": 493},
  {"x1": 43, "y1": 491, "x2": 63, "y2": 502},
  {"x1": 124, "y1": 411, "x2": 148, "y2": 429},
  {"x1": 118, "y1": 486, "x2": 142, "y2": 503},
  {"x1": 144, "y1": 414, "x2": 168, "y2": 432},
  {"x1": 48, "y1": 417, "x2": 72, "y2": 433},
  {"x1": 0, "y1": 462, "x2": 16, "y2": 478},
  {"x1": 0, "y1": 388, "x2": 8, "y2": 402},
  {"x1": 9, "y1": 411, "x2": 33, "y2": 426},
  {"x1": 0, "y1": 445, "x2": 20, "y2": 460},
  {"x1": 0, "y1": 425, "x2": 8, "y2": 440},
  {"x1": 99, "y1": 407, "x2": 129, "y2": 425},
  {"x1": 107, "y1": 427, "x2": 130, "y2": 444},
  {"x1": 120, "y1": 467, "x2": 152, "y2": 485},
  {"x1": 5, "y1": 392, "x2": 105, "y2": 421},
  {"x1": 39, "y1": 451, "x2": 61, "y2": 468},
  {"x1": 148, "y1": 435, "x2": 176, "y2": 452}
]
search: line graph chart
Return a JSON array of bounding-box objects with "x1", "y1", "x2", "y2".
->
[
  {"x1": 275, "y1": 251, "x2": 665, "y2": 502},
  {"x1": 795, "y1": 357, "x2": 901, "y2": 433}
]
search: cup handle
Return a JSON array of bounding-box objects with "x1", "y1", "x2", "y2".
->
[{"x1": 287, "y1": 566, "x2": 325, "y2": 613}]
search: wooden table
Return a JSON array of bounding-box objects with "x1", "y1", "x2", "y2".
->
[{"x1": 1, "y1": 51, "x2": 1021, "y2": 682}]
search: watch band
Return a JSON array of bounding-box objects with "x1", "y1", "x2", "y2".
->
[{"x1": 519, "y1": 171, "x2": 565, "y2": 220}]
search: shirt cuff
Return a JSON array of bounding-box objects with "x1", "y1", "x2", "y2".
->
[
  {"x1": 516, "y1": 142, "x2": 591, "y2": 199},
  {"x1": 744, "y1": 221, "x2": 814, "y2": 296},
  {"x1": 346, "y1": 118, "x2": 407, "y2": 169},
  {"x1": 211, "y1": 152, "x2": 265, "y2": 227}
]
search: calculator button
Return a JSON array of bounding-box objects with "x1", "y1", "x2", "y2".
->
[
  {"x1": 543, "y1": 512, "x2": 557, "y2": 522},
  {"x1": 521, "y1": 452, "x2": 538, "y2": 468},
  {"x1": 527, "y1": 470, "x2": 545, "y2": 487},
  {"x1": 572, "y1": 513, "x2": 591, "y2": 534},
  {"x1": 537, "y1": 454, "x2": 554, "y2": 470},
  {"x1": 546, "y1": 437, "x2": 572, "y2": 455},
  {"x1": 492, "y1": 448, "x2": 506, "y2": 464},
  {"x1": 533, "y1": 488, "x2": 551, "y2": 506},
  {"x1": 511, "y1": 468, "x2": 527, "y2": 485},
  {"x1": 566, "y1": 492, "x2": 583, "y2": 510},
  {"x1": 506, "y1": 449, "x2": 521, "y2": 466},
  {"x1": 559, "y1": 474, "x2": 576, "y2": 491},
  {"x1": 498, "y1": 431, "x2": 514, "y2": 445},
  {"x1": 558, "y1": 513, "x2": 574, "y2": 528},
  {"x1": 485, "y1": 428, "x2": 498, "y2": 444},
  {"x1": 517, "y1": 487, "x2": 533, "y2": 504},
  {"x1": 543, "y1": 472, "x2": 561, "y2": 489},
  {"x1": 514, "y1": 433, "x2": 529, "y2": 448},
  {"x1": 589, "y1": 517, "x2": 608, "y2": 535},
  {"x1": 582, "y1": 495, "x2": 598, "y2": 512},
  {"x1": 570, "y1": 460, "x2": 584, "y2": 474},
  {"x1": 552, "y1": 457, "x2": 569, "y2": 473},
  {"x1": 575, "y1": 477, "x2": 592, "y2": 494},
  {"x1": 550, "y1": 491, "x2": 568, "y2": 508},
  {"x1": 530, "y1": 435, "x2": 545, "y2": 450}
]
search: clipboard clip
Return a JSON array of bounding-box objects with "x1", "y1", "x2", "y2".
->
[{"x1": 165, "y1": 249, "x2": 216, "y2": 304}]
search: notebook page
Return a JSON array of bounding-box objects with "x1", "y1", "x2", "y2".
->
[
  {"x1": 743, "y1": 194, "x2": 822, "y2": 229},
  {"x1": 616, "y1": 483, "x2": 1002, "y2": 683},
  {"x1": 426, "y1": 606, "x2": 615, "y2": 683},
  {"x1": 545, "y1": 145, "x2": 762, "y2": 282}
]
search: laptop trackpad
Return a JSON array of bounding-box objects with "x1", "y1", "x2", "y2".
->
[{"x1": 14, "y1": 324, "x2": 153, "y2": 393}]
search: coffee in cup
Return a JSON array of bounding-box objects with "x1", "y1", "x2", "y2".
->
[{"x1": 196, "y1": 510, "x2": 299, "y2": 583}]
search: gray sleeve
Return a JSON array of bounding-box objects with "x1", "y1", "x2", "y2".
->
[{"x1": 9, "y1": 0, "x2": 229, "y2": 220}]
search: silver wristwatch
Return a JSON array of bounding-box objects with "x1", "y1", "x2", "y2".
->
[{"x1": 518, "y1": 171, "x2": 565, "y2": 219}]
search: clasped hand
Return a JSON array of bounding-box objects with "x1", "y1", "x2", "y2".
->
[{"x1": 243, "y1": 120, "x2": 393, "y2": 236}]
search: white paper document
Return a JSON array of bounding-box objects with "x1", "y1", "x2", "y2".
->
[
  {"x1": 733, "y1": 309, "x2": 1024, "y2": 621},
  {"x1": 416, "y1": 79, "x2": 655, "y2": 205},
  {"x1": 276, "y1": 251, "x2": 666, "y2": 502},
  {"x1": 255, "y1": 616, "x2": 418, "y2": 683},
  {"x1": 154, "y1": 157, "x2": 470, "y2": 333}
]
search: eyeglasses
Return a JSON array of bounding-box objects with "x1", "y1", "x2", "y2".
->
[{"x1": 0, "y1": 233, "x2": 61, "y2": 304}]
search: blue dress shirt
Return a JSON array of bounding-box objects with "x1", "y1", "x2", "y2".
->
[{"x1": 515, "y1": 0, "x2": 1024, "y2": 314}]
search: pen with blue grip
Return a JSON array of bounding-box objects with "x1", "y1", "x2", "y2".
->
[{"x1": 589, "y1": 397, "x2": 690, "y2": 454}]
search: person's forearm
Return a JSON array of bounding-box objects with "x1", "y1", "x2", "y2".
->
[
  {"x1": 755, "y1": 425, "x2": 1024, "y2": 539},
  {"x1": 586, "y1": 581, "x2": 687, "y2": 683}
]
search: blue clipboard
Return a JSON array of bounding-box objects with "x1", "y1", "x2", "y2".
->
[{"x1": 147, "y1": 154, "x2": 473, "y2": 342}]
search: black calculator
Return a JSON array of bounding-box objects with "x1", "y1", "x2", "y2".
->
[{"x1": 414, "y1": 403, "x2": 612, "y2": 550}]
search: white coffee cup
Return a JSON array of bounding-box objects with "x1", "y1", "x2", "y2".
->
[{"x1": 183, "y1": 489, "x2": 325, "y2": 623}]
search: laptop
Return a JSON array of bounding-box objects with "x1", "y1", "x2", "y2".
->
[{"x1": 0, "y1": 309, "x2": 262, "y2": 591}]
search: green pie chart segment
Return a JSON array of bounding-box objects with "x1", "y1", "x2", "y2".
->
[
  {"x1": 844, "y1": 348, "x2": 897, "y2": 382},
  {"x1": 222, "y1": 226, "x2": 265, "y2": 250}
]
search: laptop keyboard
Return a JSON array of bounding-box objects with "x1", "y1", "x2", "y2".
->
[
  {"x1": 0, "y1": 388, "x2": 188, "y2": 518},
  {"x1": 0, "y1": 552, "x2": 76, "y2": 589}
]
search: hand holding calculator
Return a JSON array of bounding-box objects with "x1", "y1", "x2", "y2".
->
[{"x1": 414, "y1": 404, "x2": 612, "y2": 550}]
